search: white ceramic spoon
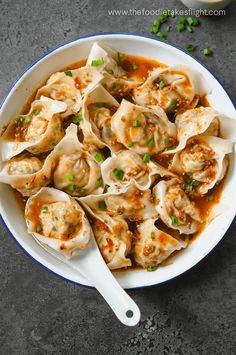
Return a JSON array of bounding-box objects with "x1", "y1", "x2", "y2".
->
[{"x1": 35, "y1": 234, "x2": 141, "y2": 326}]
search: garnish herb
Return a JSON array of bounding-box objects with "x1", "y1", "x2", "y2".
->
[
  {"x1": 94, "y1": 152, "x2": 104, "y2": 162},
  {"x1": 51, "y1": 141, "x2": 58, "y2": 148},
  {"x1": 65, "y1": 172, "x2": 74, "y2": 181},
  {"x1": 41, "y1": 206, "x2": 48, "y2": 214},
  {"x1": 187, "y1": 26, "x2": 193, "y2": 33},
  {"x1": 36, "y1": 225, "x2": 43, "y2": 232},
  {"x1": 95, "y1": 178, "x2": 102, "y2": 188},
  {"x1": 68, "y1": 184, "x2": 77, "y2": 192},
  {"x1": 159, "y1": 80, "x2": 165, "y2": 89},
  {"x1": 160, "y1": 15, "x2": 168, "y2": 24},
  {"x1": 184, "y1": 177, "x2": 200, "y2": 192},
  {"x1": 25, "y1": 116, "x2": 32, "y2": 123},
  {"x1": 64, "y1": 70, "x2": 72, "y2": 76},
  {"x1": 117, "y1": 52, "x2": 123, "y2": 62},
  {"x1": 79, "y1": 188, "x2": 85, "y2": 193},
  {"x1": 150, "y1": 231, "x2": 155, "y2": 240},
  {"x1": 208, "y1": 194, "x2": 214, "y2": 201},
  {"x1": 132, "y1": 63, "x2": 138, "y2": 70},
  {"x1": 170, "y1": 215, "x2": 180, "y2": 225},
  {"x1": 166, "y1": 26, "x2": 171, "y2": 32},
  {"x1": 72, "y1": 114, "x2": 83, "y2": 124},
  {"x1": 169, "y1": 99, "x2": 178, "y2": 110},
  {"x1": 147, "y1": 265, "x2": 158, "y2": 272},
  {"x1": 16, "y1": 116, "x2": 24, "y2": 126},
  {"x1": 32, "y1": 109, "x2": 41, "y2": 115},
  {"x1": 148, "y1": 138, "x2": 154, "y2": 148},
  {"x1": 186, "y1": 44, "x2": 195, "y2": 52},
  {"x1": 91, "y1": 58, "x2": 105, "y2": 67},
  {"x1": 113, "y1": 168, "x2": 125, "y2": 181},
  {"x1": 164, "y1": 137, "x2": 170, "y2": 145},
  {"x1": 203, "y1": 48, "x2": 212, "y2": 56},
  {"x1": 156, "y1": 31, "x2": 167, "y2": 40},
  {"x1": 98, "y1": 201, "x2": 106, "y2": 211},
  {"x1": 107, "y1": 69, "x2": 114, "y2": 75},
  {"x1": 132, "y1": 120, "x2": 141, "y2": 127},
  {"x1": 143, "y1": 154, "x2": 151, "y2": 163},
  {"x1": 127, "y1": 141, "x2": 133, "y2": 148},
  {"x1": 176, "y1": 24, "x2": 185, "y2": 32},
  {"x1": 179, "y1": 16, "x2": 186, "y2": 25}
]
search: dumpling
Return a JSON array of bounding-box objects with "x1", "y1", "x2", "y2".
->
[
  {"x1": 133, "y1": 65, "x2": 206, "y2": 113},
  {"x1": 101, "y1": 149, "x2": 175, "y2": 191},
  {"x1": 0, "y1": 96, "x2": 66, "y2": 161},
  {"x1": 153, "y1": 179, "x2": 202, "y2": 234},
  {"x1": 80, "y1": 183, "x2": 158, "y2": 221},
  {"x1": 169, "y1": 136, "x2": 233, "y2": 195},
  {"x1": 111, "y1": 99, "x2": 176, "y2": 155},
  {"x1": 133, "y1": 219, "x2": 187, "y2": 268},
  {"x1": 92, "y1": 214, "x2": 132, "y2": 270},
  {"x1": 52, "y1": 124, "x2": 102, "y2": 196},
  {"x1": 86, "y1": 42, "x2": 140, "y2": 97},
  {"x1": 36, "y1": 66, "x2": 103, "y2": 118},
  {"x1": 164, "y1": 107, "x2": 236, "y2": 154},
  {"x1": 80, "y1": 84, "x2": 123, "y2": 151},
  {"x1": 0, "y1": 152, "x2": 55, "y2": 196},
  {"x1": 25, "y1": 187, "x2": 91, "y2": 258}
]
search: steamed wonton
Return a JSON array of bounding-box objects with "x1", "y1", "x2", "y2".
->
[
  {"x1": 133, "y1": 219, "x2": 186, "y2": 268},
  {"x1": 0, "y1": 96, "x2": 66, "y2": 161},
  {"x1": 170, "y1": 136, "x2": 232, "y2": 195},
  {"x1": 92, "y1": 214, "x2": 132, "y2": 270},
  {"x1": 153, "y1": 179, "x2": 202, "y2": 234},
  {"x1": 133, "y1": 65, "x2": 206, "y2": 113},
  {"x1": 36, "y1": 66, "x2": 103, "y2": 118},
  {"x1": 111, "y1": 99, "x2": 176, "y2": 155},
  {"x1": 52, "y1": 124, "x2": 102, "y2": 196},
  {"x1": 25, "y1": 187, "x2": 91, "y2": 258}
]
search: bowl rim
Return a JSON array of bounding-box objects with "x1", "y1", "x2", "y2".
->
[{"x1": 0, "y1": 32, "x2": 235, "y2": 290}]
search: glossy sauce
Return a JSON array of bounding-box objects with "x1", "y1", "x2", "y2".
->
[{"x1": 12, "y1": 53, "x2": 226, "y2": 271}]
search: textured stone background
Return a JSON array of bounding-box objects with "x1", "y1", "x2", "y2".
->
[{"x1": 0, "y1": 0, "x2": 235, "y2": 354}]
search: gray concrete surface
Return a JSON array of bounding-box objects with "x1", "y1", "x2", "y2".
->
[{"x1": 0, "y1": 0, "x2": 235, "y2": 354}]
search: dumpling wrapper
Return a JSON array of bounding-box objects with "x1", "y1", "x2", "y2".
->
[
  {"x1": 133, "y1": 65, "x2": 207, "y2": 113},
  {"x1": 80, "y1": 84, "x2": 123, "y2": 152},
  {"x1": 25, "y1": 187, "x2": 91, "y2": 258},
  {"x1": 101, "y1": 149, "x2": 175, "y2": 191},
  {"x1": 0, "y1": 96, "x2": 66, "y2": 161},
  {"x1": 92, "y1": 213, "x2": 132, "y2": 270},
  {"x1": 170, "y1": 136, "x2": 233, "y2": 195},
  {"x1": 164, "y1": 107, "x2": 236, "y2": 154},
  {"x1": 111, "y1": 99, "x2": 176, "y2": 155},
  {"x1": 153, "y1": 179, "x2": 202, "y2": 234},
  {"x1": 133, "y1": 219, "x2": 187, "y2": 268},
  {"x1": 52, "y1": 123, "x2": 102, "y2": 196},
  {"x1": 36, "y1": 66, "x2": 103, "y2": 118},
  {"x1": 79, "y1": 183, "x2": 158, "y2": 221}
]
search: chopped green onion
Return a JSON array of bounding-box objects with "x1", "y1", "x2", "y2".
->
[
  {"x1": 65, "y1": 172, "x2": 74, "y2": 181},
  {"x1": 186, "y1": 44, "x2": 195, "y2": 52},
  {"x1": 32, "y1": 109, "x2": 41, "y2": 115},
  {"x1": 187, "y1": 17, "x2": 194, "y2": 26},
  {"x1": 96, "y1": 102, "x2": 103, "y2": 108},
  {"x1": 159, "y1": 80, "x2": 165, "y2": 89},
  {"x1": 132, "y1": 63, "x2": 138, "y2": 70},
  {"x1": 164, "y1": 137, "x2": 170, "y2": 145},
  {"x1": 16, "y1": 116, "x2": 24, "y2": 126},
  {"x1": 179, "y1": 16, "x2": 186, "y2": 24},
  {"x1": 127, "y1": 141, "x2": 133, "y2": 148},
  {"x1": 41, "y1": 206, "x2": 48, "y2": 214},
  {"x1": 72, "y1": 114, "x2": 83, "y2": 123},
  {"x1": 68, "y1": 184, "x2": 77, "y2": 192},
  {"x1": 51, "y1": 141, "x2": 58, "y2": 148},
  {"x1": 169, "y1": 99, "x2": 178, "y2": 110},
  {"x1": 64, "y1": 70, "x2": 72, "y2": 77},
  {"x1": 208, "y1": 194, "x2": 214, "y2": 201},
  {"x1": 143, "y1": 154, "x2": 151, "y2": 163},
  {"x1": 176, "y1": 24, "x2": 185, "y2": 32},
  {"x1": 192, "y1": 18, "x2": 199, "y2": 26},
  {"x1": 112, "y1": 82, "x2": 117, "y2": 89},
  {"x1": 147, "y1": 265, "x2": 158, "y2": 272},
  {"x1": 113, "y1": 168, "x2": 125, "y2": 181},
  {"x1": 159, "y1": 15, "x2": 167, "y2": 24},
  {"x1": 36, "y1": 225, "x2": 43, "y2": 233},
  {"x1": 184, "y1": 178, "x2": 200, "y2": 191},
  {"x1": 156, "y1": 31, "x2": 167, "y2": 40},
  {"x1": 154, "y1": 18, "x2": 160, "y2": 27},
  {"x1": 107, "y1": 68, "x2": 114, "y2": 75},
  {"x1": 79, "y1": 188, "x2": 85, "y2": 193},
  {"x1": 203, "y1": 48, "x2": 212, "y2": 56},
  {"x1": 98, "y1": 201, "x2": 106, "y2": 211},
  {"x1": 148, "y1": 138, "x2": 154, "y2": 148},
  {"x1": 94, "y1": 152, "x2": 104, "y2": 162},
  {"x1": 91, "y1": 58, "x2": 105, "y2": 67},
  {"x1": 150, "y1": 231, "x2": 155, "y2": 240},
  {"x1": 166, "y1": 25, "x2": 171, "y2": 32},
  {"x1": 132, "y1": 120, "x2": 141, "y2": 127},
  {"x1": 170, "y1": 215, "x2": 180, "y2": 225},
  {"x1": 187, "y1": 26, "x2": 193, "y2": 33},
  {"x1": 95, "y1": 178, "x2": 102, "y2": 188},
  {"x1": 25, "y1": 115, "x2": 32, "y2": 123},
  {"x1": 117, "y1": 52, "x2": 123, "y2": 62},
  {"x1": 150, "y1": 25, "x2": 159, "y2": 34}
]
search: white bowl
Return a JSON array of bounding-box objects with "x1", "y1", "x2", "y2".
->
[{"x1": 0, "y1": 33, "x2": 235, "y2": 289}]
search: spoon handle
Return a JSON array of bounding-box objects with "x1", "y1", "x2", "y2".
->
[{"x1": 68, "y1": 239, "x2": 141, "y2": 327}]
